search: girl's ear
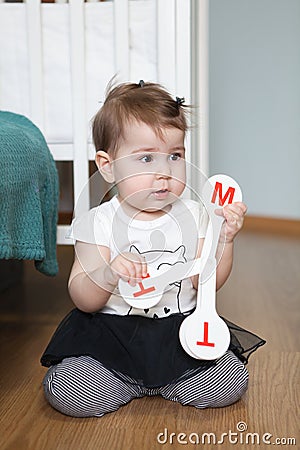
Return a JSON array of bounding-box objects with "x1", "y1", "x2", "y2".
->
[{"x1": 95, "y1": 151, "x2": 115, "y2": 183}]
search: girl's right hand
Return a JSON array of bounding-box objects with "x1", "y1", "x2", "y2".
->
[{"x1": 104, "y1": 252, "x2": 148, "y2": 287}]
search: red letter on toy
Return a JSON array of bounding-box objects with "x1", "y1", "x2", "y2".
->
[
  {"x1": 211, "y1": 182, "x2": 235, "y2": 206},
  {"x1": 132, "y1": 273, "x2": 156, "y2": 298},
  {"x1": 196, "y1": 322, "x2": 215, "y2": 347}
]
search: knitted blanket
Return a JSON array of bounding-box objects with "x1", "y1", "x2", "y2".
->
[{"x1": 0, "y1": 111, "x2": 59, "y2": 276}]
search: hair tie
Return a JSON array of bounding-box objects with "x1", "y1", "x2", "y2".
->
[
  {"x1": 138, "y1": 80, "x2": 145, "y2": 88},
  {"x1": 176, "y1": 96, "x2": 185, "y2": 107}
]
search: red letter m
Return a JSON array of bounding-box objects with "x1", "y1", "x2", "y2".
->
[{"x1": 211, "y1": 182, "x2": 235, "y2": 206}]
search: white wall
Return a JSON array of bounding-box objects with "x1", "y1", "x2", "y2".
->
[{"x1": 209, "y1": 0, "x2": 300, "y2": 219}]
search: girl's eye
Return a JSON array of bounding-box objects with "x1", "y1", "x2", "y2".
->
[
  {"x1": 169, "y1": 152, "x2": 181, "y2": 161},
  {"x1": 139, "y1": 154, "x2": 153, "y2": 163}
]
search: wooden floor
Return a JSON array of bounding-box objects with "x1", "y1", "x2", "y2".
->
[{"x1": 0, "y1": 229, "x2": 299, "y2": 450}]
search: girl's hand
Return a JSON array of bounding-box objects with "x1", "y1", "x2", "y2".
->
[
  {"x1": 215, "y1": 201, "x2": 247, "y2": 243},
  {"x1": 104, "y1": 252, "x2": 148, "y2": 287}
]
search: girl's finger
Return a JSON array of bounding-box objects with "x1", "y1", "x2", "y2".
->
[
  {"x1": 224, "y1": 204, "x2": 246, "y2": 219},
  {"x1": 232, "y1": 201, "x2": 247, "y2": 214},
  {"x1": 214, "y1": 207, "x2": 224, "y2": 217},
  {"x1": 225, "y1": 211, "x2": 242, "y2": 227},
  {"x1": 120, "y1": 261, "x2": 139, "y2": 286},
  {"x1": 133, "y1": 262, "x2": 145, "y2": 282},
  {"x1": 141, "y1": 257, "x2": 148, "y2": 278}
]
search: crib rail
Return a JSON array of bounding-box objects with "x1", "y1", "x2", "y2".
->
[{"x1": 0, "y1": 0, "x2": 208, "y2": 245}]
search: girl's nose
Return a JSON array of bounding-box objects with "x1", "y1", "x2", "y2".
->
[
  {"x1": 156, "y1": 169, "x2": 171, "y2": 179},
  {"x1": 155, "y1": 159, "x2": 172, "y2": 179}
]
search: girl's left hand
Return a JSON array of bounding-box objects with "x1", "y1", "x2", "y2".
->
[{"x1": 215, "y1": 201, "x2": 247, "y2": 243}]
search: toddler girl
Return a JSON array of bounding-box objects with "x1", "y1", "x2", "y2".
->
[{"x1": 41, "y1": 81, "x2": 265, "y2": 417}]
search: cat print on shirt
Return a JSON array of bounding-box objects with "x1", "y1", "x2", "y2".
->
[{"x1": 126, "y1": 244, "x2": 187, "y2": 318}]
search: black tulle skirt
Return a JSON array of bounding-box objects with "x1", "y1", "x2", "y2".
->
[{"x1": 41, "y1": 309, "x2": 266, "y2": 388}]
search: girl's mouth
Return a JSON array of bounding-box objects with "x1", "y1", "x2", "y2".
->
[{"x1": 153, "y1": 189, "x2": 169, "y2": 199}]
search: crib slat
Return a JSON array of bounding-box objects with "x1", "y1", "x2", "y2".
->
[
  {"x1": 69, "y1": 0, "x2": 90, "y2": 217},
  {"x1": 175, "y1": 0, "x2": 191, "y2": 103},
  {"x1": 48, "y1": 143, "x2": 73, "y2": 161},
  {"x1": 194, "y1": 0, "x2": 209, "y2": 179},
  {"x1": 175, "y1": 0, "x2": 193, "y2": 192},
  {"x1": 157, "y1": 0, "x2": 176, "y2": 93},
  {"x1": 26, "y1": 0, "x2": 45, "y2": 131},
  {"x1": 48, "y1": 143, "x2": 95, "y2": 162},
  {"x1": 114, "y1": 0, "x2": 130, "y2": 80},
  {"x1": 199, "y1": 0, "x2": 209, "y2": 177},
  {"x1": 57, "y1": 225, "x2": 72, "y2": 245}
]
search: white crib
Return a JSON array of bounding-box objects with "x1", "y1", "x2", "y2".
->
[{"x1": 0, "y1": 0, "x2": 209, "y2": 244}]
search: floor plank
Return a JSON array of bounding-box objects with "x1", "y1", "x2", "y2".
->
[{"x1": 0, "y1": 230, "x2": 299, "y2": 450}]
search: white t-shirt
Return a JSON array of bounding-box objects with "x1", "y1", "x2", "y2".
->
[{"x1": 69, "y1": 196, "x2": 208, "y2": 318}]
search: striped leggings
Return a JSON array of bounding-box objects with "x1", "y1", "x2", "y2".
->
[{"x1": 43, "y1": 351, "x2": 248, "y2": 417}]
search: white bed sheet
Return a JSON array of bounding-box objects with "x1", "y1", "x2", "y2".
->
[{"x1": 0, "y1": 1, "x2": 157, "y2": 143}]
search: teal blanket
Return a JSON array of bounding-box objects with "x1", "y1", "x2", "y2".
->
[{"x1": 0, "y1": 111, "x2": 59, "y2": 276}]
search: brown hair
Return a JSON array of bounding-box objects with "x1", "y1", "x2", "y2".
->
[{"x1": 92, "y1": 81, "x2": 188, "y2": 156}]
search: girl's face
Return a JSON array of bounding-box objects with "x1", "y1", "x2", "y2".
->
[{"x1": 112, "y1": 121, "x2": 186, "y2": 219}]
